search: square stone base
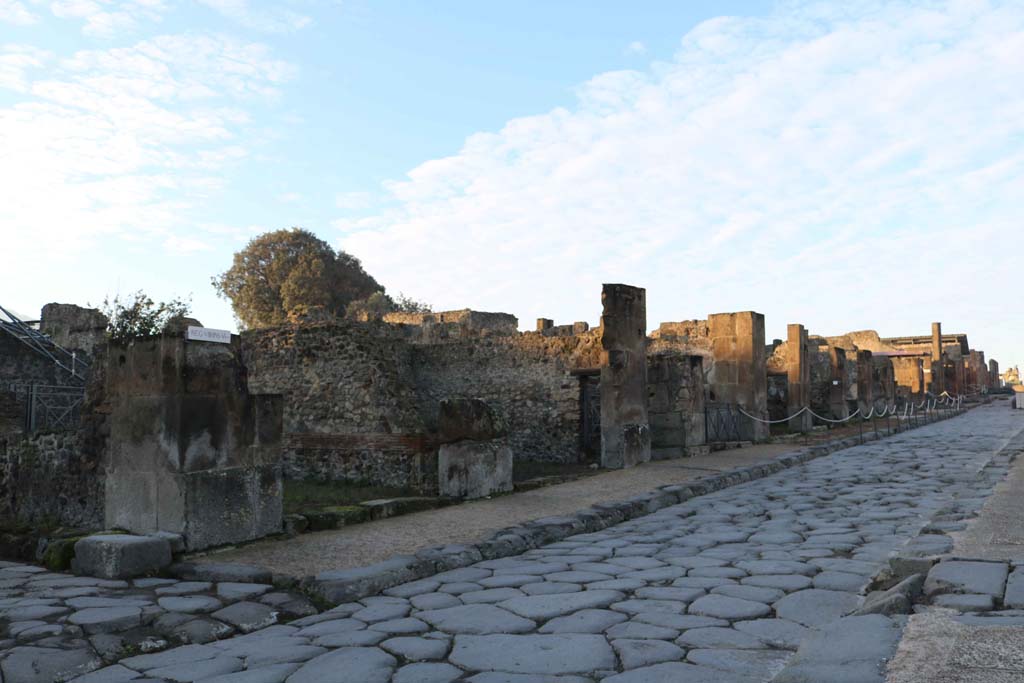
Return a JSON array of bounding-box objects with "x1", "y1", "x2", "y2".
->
[
  {"x1": 105, "y1": 464, "x2": 283, "y2": 551},
  {"x1": 438, "y1": 440, "x2": 513, "y2": 499}
]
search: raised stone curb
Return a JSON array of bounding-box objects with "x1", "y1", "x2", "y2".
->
[{"x1": 304, "y1": 409, "x2": 968, "y2": 605}]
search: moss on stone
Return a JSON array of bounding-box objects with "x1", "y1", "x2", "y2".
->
[{"x1": 42, "y1": 536, "x2": 82, "y2": 571}]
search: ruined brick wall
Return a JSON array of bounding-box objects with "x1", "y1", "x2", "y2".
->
[
  {"x1": 411, "y1": 331, "x2": 602, "y2": 464},
  {"x1": 647, "y1": 352, "x2": 705, "y2": 458},
  {"x1": 0, "y1": 430, "x2": 103, "y2": 529},
  {"x1": 383, "y1": 309, "x2": 519, "y2": 341}
]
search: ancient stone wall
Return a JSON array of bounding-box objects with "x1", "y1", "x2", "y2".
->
[
  {"x1": 649, "y1": 313, "x2": 768, "y2": 440},
  {"x1": 0, "y1": 334, "x2": 71, "y2": 387},
  {"x1": 0, "y1": 430, "x2": 103, "y2": 529},
  {"x1": 599, "y1": 284, "x2": 650, "y2": 468},
  {"x1": 647, "y1": 352, "x2": 705, "y2": 458},
  {"x1": 39, "y1": 303, "x2": 107, "y2": 357},
  {"x1": 411, "y1": 331, "x2": 602, "y2": 464},
  {"x1": 891, "y1": 357, "x2": 924, "y2": 401}
]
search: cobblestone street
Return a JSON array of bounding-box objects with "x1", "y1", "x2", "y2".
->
[{"x1": 3, "y1": 405, "x2": 1022, "y2": 682}]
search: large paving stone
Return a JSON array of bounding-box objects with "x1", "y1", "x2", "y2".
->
[
  {"x1": 676, "y1": 626, "x2": 768, "y2": 649},
  {"x1": 611, "y1": 638, "x2": 686, "y2": 669},
  {"x1": 381, "y1": 636, "x2": 450, "y2": 660},
  {"x1": 733, "y1": 618, "x2": 810, "y2": 650},
  {"x1": 538, "y1": 608, "x2": 628, "y2": 633},
  {"x1": 773, "y1": 589, "x2": 861, "y2": 627},
  {"x1": 201, "y1": 663, "x2": 301, "y2": 683},
  {"x1": 417, "y1": 604, "x2": 536, "y2": 634},
  {"x1": 1, "y1": 645, "x2": 102, "y2": 682},
  {"x1": 603, "y1": 661, "x2": 760, "y2": 682},
  {"x1": 212, "y1": 601, "x2": 278, "y2": 633},
  {"x1": 68, "y1": 606, "x2": 143, "y2": 634},
  {"x1": 74, "y1": 535, "x2": 172, "y2": 580},
  {"x1": 286, "y1": 647, "x2": 397, "y2": 683},
  {"x1": 1005, "y1": 567, "x2": 1024, "y2": 609},
  {"x1": 392, "y1": 662, "x2": 463, "y2": 683},
  {"x1": 687, "y1": 648, "x2": 792, "y2": 678},
  {"x1": 158, "y1": 595, "x2": 224, "y2": 614},
  {"x1": 497, "y1": 590, "x2": 623, "y2": 619},
  {"x1": 145, "y1": 655, "x2": 243, "y2": 681},
  {"x1": 924, "y1": 560, "x2": 1010, "y2": 599},
  {"x1": 450, "y1": 634, "x2": 616, "y2": 674},
  {"x1": 688, "y1": 594, "x2": 772, "y2": 620},
  {"x1": 772, "y1": 614, "x2": 904, "y2": 683}
]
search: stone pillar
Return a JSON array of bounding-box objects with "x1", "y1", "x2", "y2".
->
[
  {"x1": 707, "y1": 312, "x2": 769, "y2": 441},
  {"x1": 104, "y1": 334, "x2": 283, "y2": 552},
  {"x1": 786, "y1": 324, "x2": 812, "y2": 432},
  {"x1": 856, "y1": 350, "x2": 874, "y2": 414},
  {"x1": 599, "y1": 284, "x2": 650, "y2": 469},
  {"x1": 931, "y1": 322, "x2": 944, "y2": 394},
  {"x1": 990, "y1": 359, "x2": 1000, "y2": 388},
  {"x1": 536, "y1": 318, "x2": 553, "y2": 332},
  {"x1": 829, "y1": 347, "x2": 850, "y2": 419}
]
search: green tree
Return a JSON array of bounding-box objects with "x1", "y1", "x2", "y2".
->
[
  {"x1": 346, "y1": 291, "x2": 432, "y2": 321},
  {"x1": 212, "y1": 228, "x2": 384, "y2": 329},
  {"x1": 98, "y1": 291, "x2": 192, "y2": 344}
]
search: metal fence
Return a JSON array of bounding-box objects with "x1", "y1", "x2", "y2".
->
[
  {"x1": 704, "y1": 402, "x2": 753, "y2": 443},
  {"x1": 4, "y1": 382, "x2": 85, "y2": 433}
]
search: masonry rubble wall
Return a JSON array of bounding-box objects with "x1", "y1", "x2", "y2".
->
[
  {"x1": 647, "y1": 351, "x2": 705, "y2": 458},
  {"x1": 39, "y1": 303, "x2": 108, "y2": 357},
  {"x1": 808, "y1": 340, "x2": 849, "y2": 421},
  {"x1": 891, "y1": 356, "x2": 925, "y2": 402},
  {"x1": 0, "y1": 430, "x2": 103, "y2": 529},
  {"x1": 410, "y1": 331, "x2": 602, "y2": 464}
]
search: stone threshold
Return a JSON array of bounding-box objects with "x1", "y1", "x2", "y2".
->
[{"x1": 300, "y1": 408, "x2": 970, "y2": 606}]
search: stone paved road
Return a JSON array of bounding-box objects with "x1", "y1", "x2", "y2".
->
[{"x1": 8, "y1": 405, "x2": 1023, "y2": 682}]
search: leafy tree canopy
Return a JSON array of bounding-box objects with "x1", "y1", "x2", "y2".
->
[
  {"x1": 98, "y1": 291, "x2": 192, "y2": 344},
  {"x1": 212, "y1": 228, "x2": 385, "y2": 329}
]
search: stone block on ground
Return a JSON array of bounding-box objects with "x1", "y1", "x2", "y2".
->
[
  {"x1": 923, "y1": 560, "x2": 1009, "y2": 599},
  {"x1": 438, "y1": 440, "x2": 513, "y2": 500},
  {"x1": 73, "y1": 535, "x2": 172, "y2": 580}
]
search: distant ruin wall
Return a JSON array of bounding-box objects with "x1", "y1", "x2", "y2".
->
[{"x1": 39, "y1": 303, "x2": 107, "y2": 357}]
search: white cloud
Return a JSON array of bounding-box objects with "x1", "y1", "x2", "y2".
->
[
  {"x1": 198, "y1": 0, "x2": 311, "y2": 33},
  {"x1": 335, "y1": 190, "x2": 373, "y2": 210},
  {"x1": 0, "y1": 34, "x2": 294, "y2": 260},
  {"x1": 278, "y1": 191, "x2": 302, "y2": 203},
  {"x1": 342, "y1": 0, "x2": 1024, "y2": 367},
  {"x1": 0, "y1": 0, "x2": 37, "y2": 25},
  {"x1": 49, "y1": 0, "x2": 170, "y2": 37},
  {"x1": 624, "y1": 40, "x2": 647, "y2": 56}
]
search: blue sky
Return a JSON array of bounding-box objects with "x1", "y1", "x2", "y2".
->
[{"x1": 2, "y1": 0, "x2": 1022, "y2": 372}]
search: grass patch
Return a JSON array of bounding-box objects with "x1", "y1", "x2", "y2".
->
[{"x1": 283, "y1": 480, "x2": 416, "y2": 515}]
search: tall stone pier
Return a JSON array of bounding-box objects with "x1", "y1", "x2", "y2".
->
[
  {"x1": 930, "y1": 322, "x2": 944, "y2": 394},
  {"x1": 990, "y1": 359, "x2": 1000, "y2": 388},
  {"x1": 599, "y1": 284, "x2": 651, "y2": 469},
  {"x1": 104, "y1": 333, "x2": 284, "y2": 551},
  {"x1": 787, "y1": 324, "x2": 812, "y2": 432},
  {"x1": 707, "y1": 312, "x2": 768, "y2": 441}
]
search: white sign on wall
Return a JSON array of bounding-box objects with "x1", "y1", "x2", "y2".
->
[{"x1": 186, "y1": 326, "x2": 232, "y2": 344}]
